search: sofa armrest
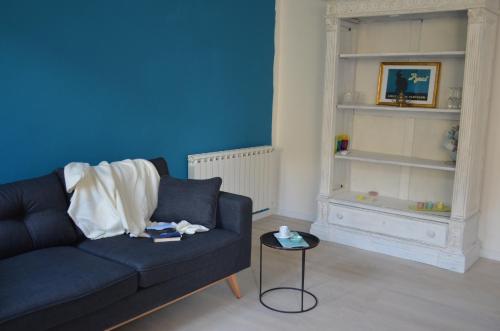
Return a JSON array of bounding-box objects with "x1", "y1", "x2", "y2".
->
[
  {"x1": 216, "y1": 192, "x2": 252, "y2": 271},
  {"x1": 216, "y1": 192, "x2": 252, "y2": 235}
]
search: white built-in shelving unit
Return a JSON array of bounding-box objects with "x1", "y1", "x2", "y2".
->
[{"x1": 311, "y1": 0, "x2": 499, "y2": 273}]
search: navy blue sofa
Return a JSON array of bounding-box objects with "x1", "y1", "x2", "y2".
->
[{"x1": 0, "y1": 158, "x2": 252, "y2": 331}]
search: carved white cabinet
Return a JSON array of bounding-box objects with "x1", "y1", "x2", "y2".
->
[{"x1": 310, "y1": 0, "x2": 499, "y2": 272}]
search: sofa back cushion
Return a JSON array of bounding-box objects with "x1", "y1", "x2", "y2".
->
[
  {"x1": 152, "y1": 176, "x2": 222, "y2": 229},
  {"x1": 0, "y1": 173, "x2": 76, "y2": 259},
  {"x1": 149, "y1": 157, "x2": 170, "y2": 177}
]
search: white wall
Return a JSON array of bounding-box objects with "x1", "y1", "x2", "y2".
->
[
  {"x1": 273, "y1": 1, "x2": 500, "y2": 261},
  {"x1": 273, "y1": 0, "x2": 326, "y2": 221}
]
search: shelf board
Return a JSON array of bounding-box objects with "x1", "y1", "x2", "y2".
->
[
  {"x1": 338, "y1": 104, "x2": 461, "y2": 114},
  {"x1": 339, "y1": 51, "x2": 466, "y2": 59},
  {"x1": 330, "y1": 190, "x2": 451, "y2": 223},
  {"x1": 335, "y1": 150, "x2": 456, "y2": 172}
]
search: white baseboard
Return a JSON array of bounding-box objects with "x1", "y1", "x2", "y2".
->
[
  {"x1": 275, "y1": 208, "x2": 315, "y2": 222},
  {"x1": 480, "y1": 248, "x2": 500, "y2": 262},
  {"x1": 252, "y1": 209, "x2": 273, "y2": 221}
]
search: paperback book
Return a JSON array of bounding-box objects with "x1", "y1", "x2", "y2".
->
[{"x1": 145, "y1": 228, "x2": 182, "y2": 243}]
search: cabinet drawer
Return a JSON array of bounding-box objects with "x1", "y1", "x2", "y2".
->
[{"x1": 328, "y1": 204, "x2": 448, "y2": 247}]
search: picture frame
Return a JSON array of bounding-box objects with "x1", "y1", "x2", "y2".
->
[{"x1": 376, "y1": 62, "x2": 441, "y2": 108}]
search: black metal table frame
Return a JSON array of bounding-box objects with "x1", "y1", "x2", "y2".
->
[{"x1": 259, "y1": 240, "x2": 318, "y2": 313}]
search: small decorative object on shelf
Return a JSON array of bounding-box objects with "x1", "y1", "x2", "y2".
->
[
  {"x1": 356, "y1": 191, "x2": 379, "y2": 202},
  {"x1": 447, "y1": 87, "x2": 462, "y2": 109},
  {"x1": 356, "y1": 194, "x2": 366, "y2": 201},
  {"x1": 342, "y1": 91, "x2": 362, "y2": 104},
  {"x1": 396, "y1": 91, "x2": 408, "y2": 107},
  {"x1": 367, "y1": 191, "x2": 379, "y2": 202},
  {"x1": 376, "y1": 62, "x2": 441, "y2": 108},
  {"x1": 443, "y1": 125, "x2": 459, "y2": 161},
  {"x1": 335, "y1": 134, "x2": 350, "y2": 154},
  {"x1": 342, "y1": 91, "x2": 353, "y2": 104},
  {"x1": 410, "y1": 201, "x2": 450, "y2": 213}
]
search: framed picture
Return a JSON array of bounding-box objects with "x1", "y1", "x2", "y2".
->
[{"x1": 376, "y1": 62, "x2": 441, "y2": 108}]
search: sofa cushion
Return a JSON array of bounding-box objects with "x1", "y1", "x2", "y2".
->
[
  {"x1": 78, "y1": 229, "x2": 240, "y2": 288},
  {"x1": 152, "y1": 176, "x2": 222, "y2": 229},
  {"x1": 0, "y1": 246, "x2": 138, "y2": 331},
  {"x1": 24, "y1": 210, "x2": 78, "y2": 248},
  {"x1": 0, "y1": 173, "x2": 77, "y2": 259},
  {"x1": 149, "y1": 157, "x2": 170, "y2": 177}
]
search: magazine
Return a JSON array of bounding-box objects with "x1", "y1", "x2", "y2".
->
[{"x1": 273, "y1": 232, "x2": 309, "y2": 248}]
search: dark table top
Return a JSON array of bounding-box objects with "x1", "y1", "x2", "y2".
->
[{"x1": 260, "y1": 231, "x2": 319, "y2": 251}]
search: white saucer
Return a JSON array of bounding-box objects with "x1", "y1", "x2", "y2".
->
[{"x1": 275, "y1": 233, "x2": 292, "y2": 239}]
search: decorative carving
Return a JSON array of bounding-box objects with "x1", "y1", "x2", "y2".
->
[
  {"x1": 448, "y1": 221, "x2": 465, "y2": 249},
  {"x1": 325, "y1": 16, "x2": 338, "y2": 32},
  {"x1": 328, "y1": 0, "x2": 497, "y2": 18},
  {"x1": 318, "y1": 12, "x2": 339, "y2": 196},
  {"x1": 319, "y1": 107, "x2": 334, "y2": 194},
  {"x1": 451, "y1": 6, "x2": 498, "y2": 219},
  {"x1": 468, "y1": 8, "x2": 498, "y2": 25},
  {"x1": 315, "y1": 198, "x2": 330, "y2": 224}
]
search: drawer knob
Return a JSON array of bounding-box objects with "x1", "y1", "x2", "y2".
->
[
  {"x1": 427, "y1": 230, "x2": 436, "y2": 238},
  {"x1": 336, "y1": 213, "x2": 344, "y2": 220}
]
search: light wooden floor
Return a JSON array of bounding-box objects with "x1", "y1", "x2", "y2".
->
[{"x1": 120, "y1": 216, "x2": 500, "y2": 331}]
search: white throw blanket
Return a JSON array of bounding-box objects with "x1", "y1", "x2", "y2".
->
[{"x1": 65, "y1": 159, "x2": 160, "y2": 239}]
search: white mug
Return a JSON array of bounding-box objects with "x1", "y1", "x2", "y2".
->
[{"x1": 279, "y1": 225, "x2": 291, "y2": 237}]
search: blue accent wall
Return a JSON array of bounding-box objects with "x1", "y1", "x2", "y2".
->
[{"x1": 0, "y1": 0, "x2": 274, "y2": 183}]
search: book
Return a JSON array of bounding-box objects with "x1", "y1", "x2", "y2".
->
[
  {"x1": 146, "y1": 228, "x2": 182, "y2": 243},
  {"x1": 273, "y1": 232, "x2": 309, "y2": 249}
]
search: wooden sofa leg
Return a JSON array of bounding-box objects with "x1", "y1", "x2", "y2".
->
[{"x1": 226, "y1": 274, "x2": 241, "y2": 299}]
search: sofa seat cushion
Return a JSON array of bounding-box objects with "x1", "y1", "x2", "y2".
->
[
  {"x1": 78, "y1": 229, "x2": 240, "y2": 288},
  {"x1": 0, "y1": 246, "x2": 138, "y2": 331}
]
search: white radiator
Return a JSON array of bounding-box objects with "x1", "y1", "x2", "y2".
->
[{"x1": 188, "y1": 146, "x2": 277, "y2": 214}]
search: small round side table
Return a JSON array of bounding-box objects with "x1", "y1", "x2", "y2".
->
[{"x1": 259, "y1": 231, "x2": 320, "y2": 313}]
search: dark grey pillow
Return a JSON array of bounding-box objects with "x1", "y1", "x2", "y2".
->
[{"x1": 152, "y1": 176, "x2": 222, "y2": 229}]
